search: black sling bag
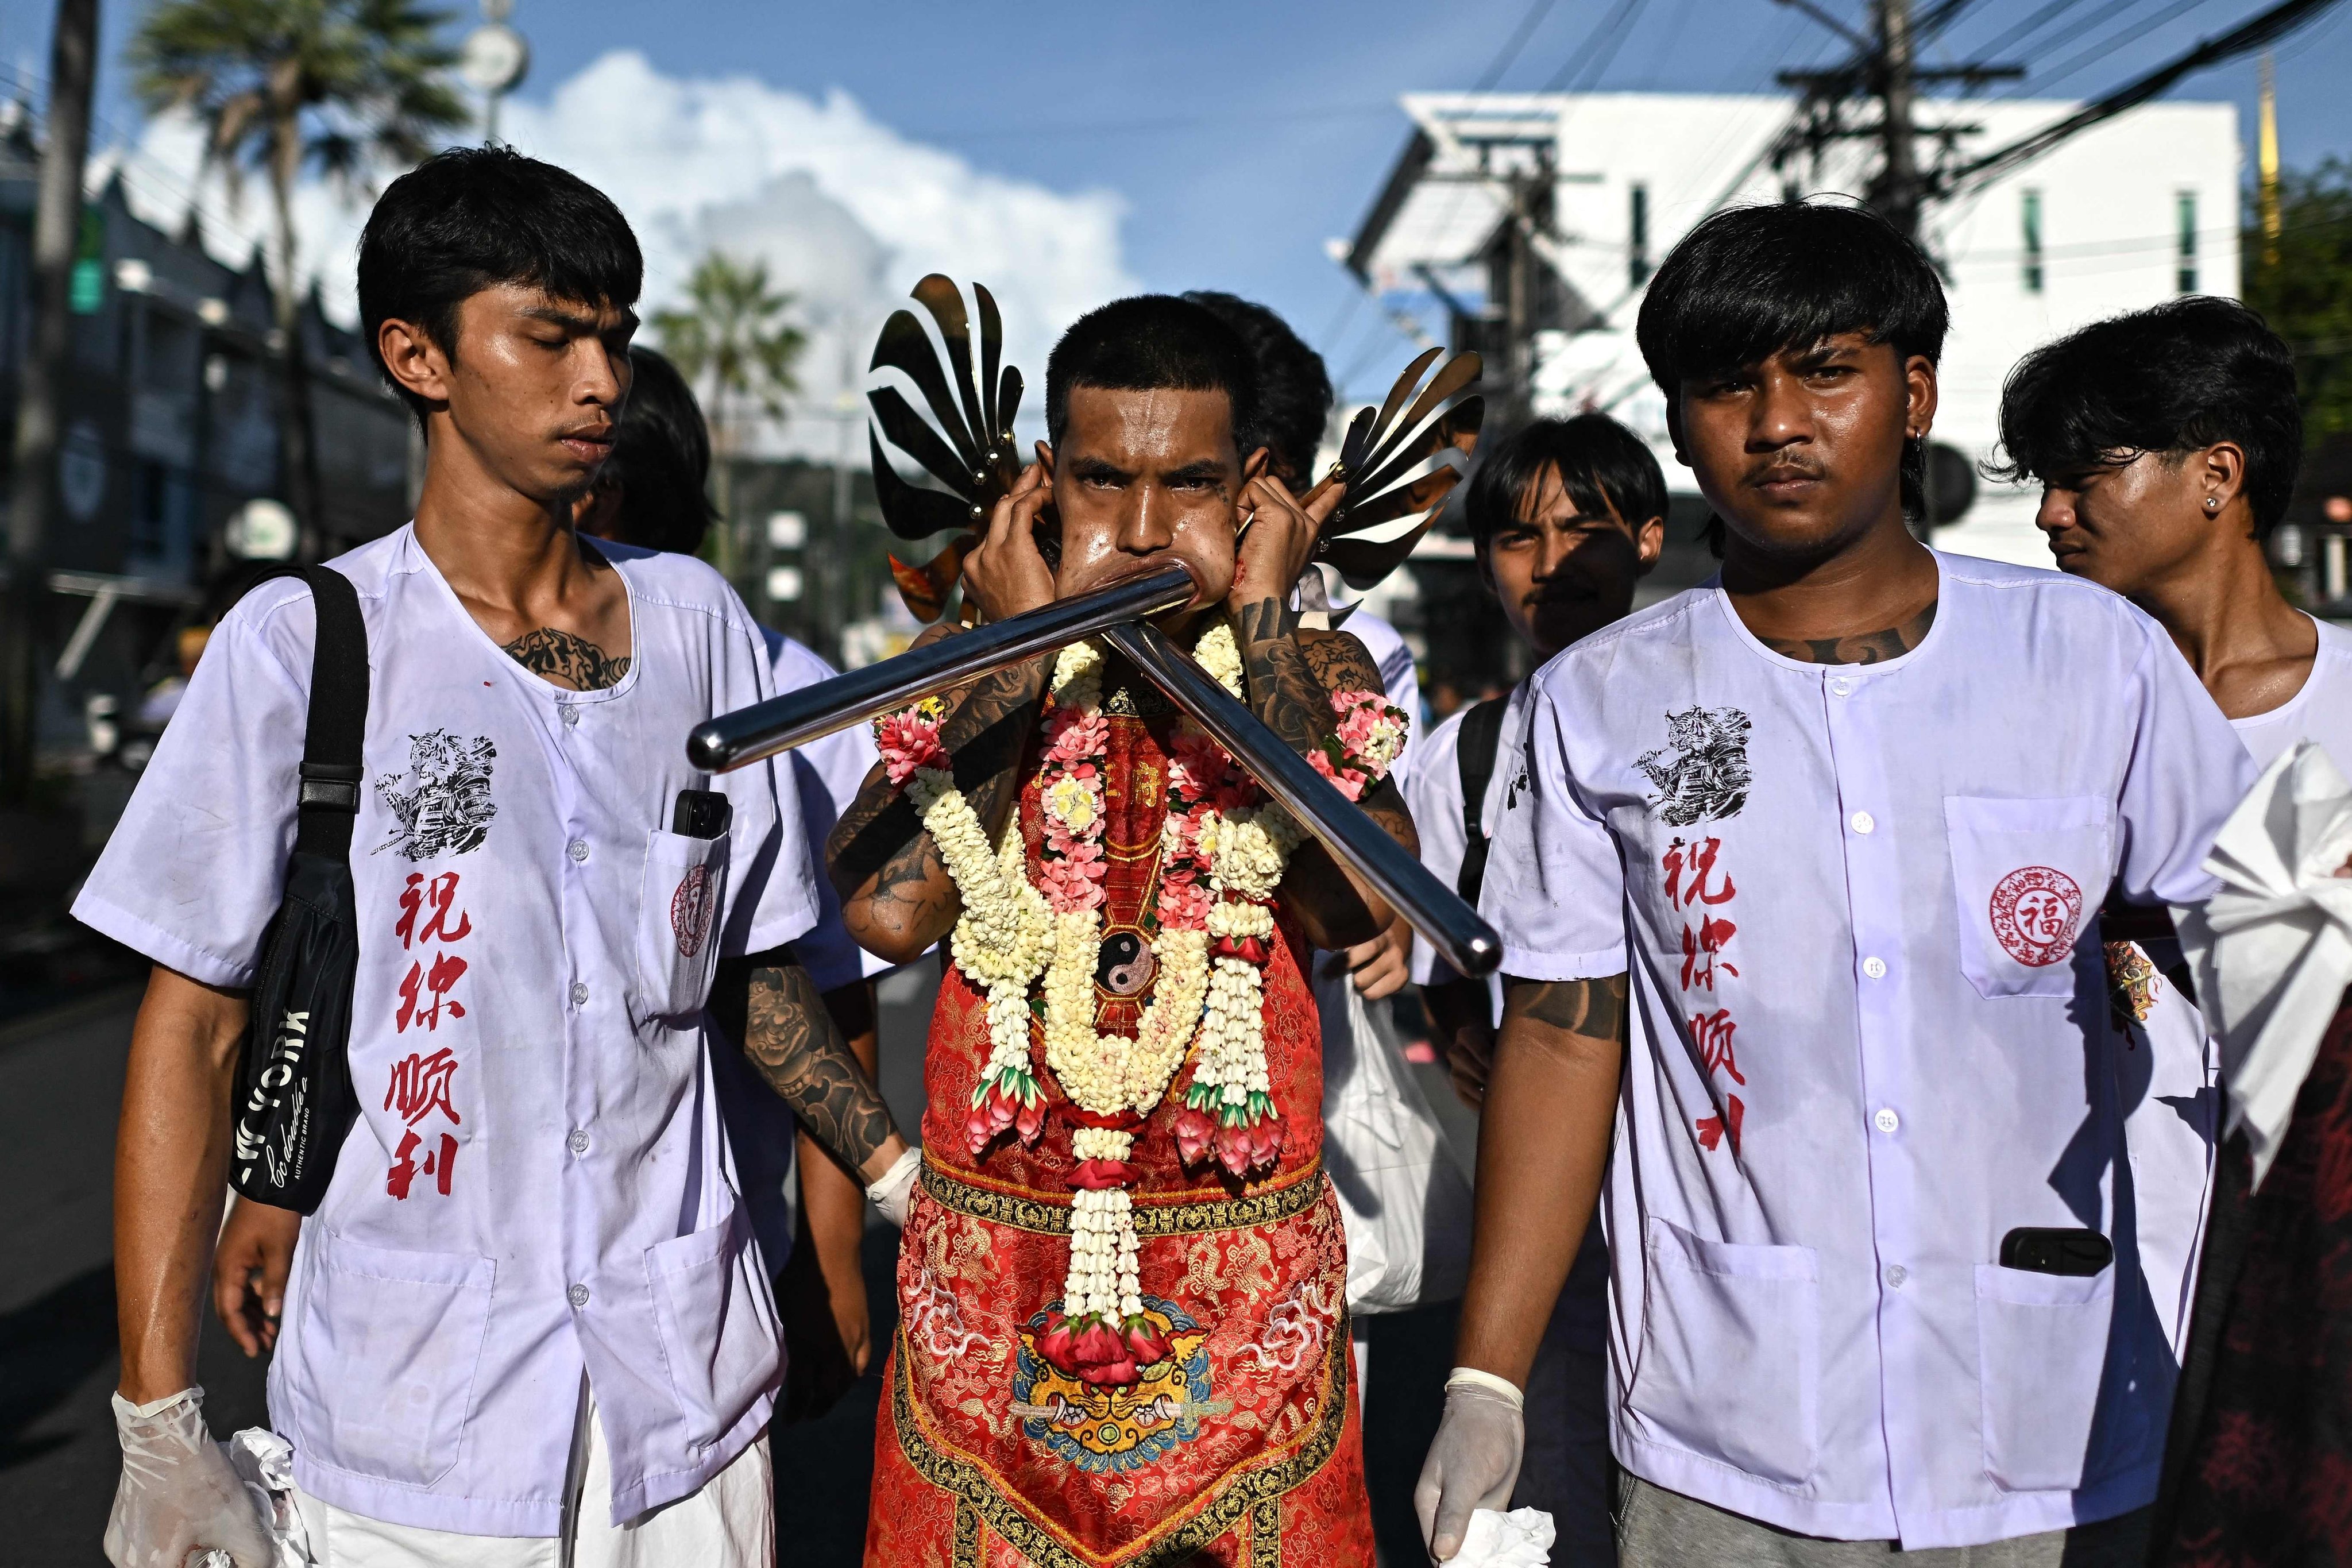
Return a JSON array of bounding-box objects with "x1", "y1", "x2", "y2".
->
[
  {"x1": 226, "y1": 565, "x2": 369, "y2": 1214},
  {"x1": 1452, "y1": 694, "x2": 1512, "y2": 907}
]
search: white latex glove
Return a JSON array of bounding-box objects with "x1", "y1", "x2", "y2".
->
[
  {"x1": 866, "y1": 1145, "x2": 921, "y2": 1227},
  {"x1": 103, "y1": 1388, "x2": 273, "y2": 1568},
  {"x1": 1415, "y1": 1371, "x2": 1527, "y2": 1563}
]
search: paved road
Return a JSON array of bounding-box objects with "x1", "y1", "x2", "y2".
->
[{"x1": 0, "y1": 965, "x2": 1459, "y2": 1566}]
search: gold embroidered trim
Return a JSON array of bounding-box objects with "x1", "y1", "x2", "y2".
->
[
  {"x1": 889, "y1": 1299, "x2": 1350, "y2": 1568},
  {"x1": 1251, "y1": 1497, "x2": 1283, "y2": 1567},
  {"x1": 953, "y1": 1499, "x2": 983, "y2": 1568},
  {"x1": 921, "y1": 1156, "x2": 1326, "y2": 1238}
]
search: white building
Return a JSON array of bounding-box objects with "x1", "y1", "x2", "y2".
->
[{"x1": 1345, "y1": 91, "x2": 2241, "y2": 569}]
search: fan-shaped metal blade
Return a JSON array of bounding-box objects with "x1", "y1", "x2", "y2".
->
[
  {"x1": 868, "y1": 387, "x2": 975, "y2": 499},
  {"x1": 1343, "y1": 347, "x2": 1443, "y2": 474},
  {"x1": 997, "y1": 366, "x2": 1025, "y2": 454},
  {"x1": 1322, "y1": 504, "x2": 1451, "y2": 592},
  {"x1": 1330, "y1": 395, "x2": 1486, "y2": 538},
  {"x1": 1352, "y1": 352, "x2": 1484, "y2": 486},
  {"x1": 977, "y1": 283, "x2": 1006, "y2": 447},
  {"x1": 871, "y1": 308, "x2": 979, "y2": 465},
  {"x1": 1330, "y1": 464, "x2": 1463, "y2": 537},
  {"x1": 870, "y1": 428, "x2": 980, "y2": 542},
  {"x1": 912, "y1": 276, "x2": 991, "y2": 465}
]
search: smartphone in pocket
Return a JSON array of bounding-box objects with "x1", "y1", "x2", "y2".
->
[
  {"x1": 1998, "y1": 1227, "x2": 2114, "y2": 1276},
  {"x1": 671, "y1": 788, "x2": 732, "y2": 840}
]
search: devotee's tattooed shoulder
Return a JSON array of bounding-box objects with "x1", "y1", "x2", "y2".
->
[
  {"x1": 1509, "y1": 974, "x2": 1629, "y2": 1042},
  {"x1": 503, "y1": 627, "x2": 630, "y2": 689},
  {"x1": 743, "y1": 958, "x2": 898, "y2": 1171},
  {"x1": 1755, "y1": 600, "x2": 1937, "y2": 666}
]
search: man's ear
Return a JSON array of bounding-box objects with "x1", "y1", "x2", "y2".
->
[
  {"x1": 2199, "y1": 440, "x2": 2247, "y2": 516},
  {"x1": 378, "y1": 318, "x2": 453, "y2": 409},
  {"x1": 1635, "y1": 516, "x2": 1666, "y2": 575},
  {"x1": 1241, "y1": 446, "x2": 1270, "y2": 488},
  {"x1": 1663, "y1": 400, "x2": 1690, "y2": 469},
  {"x1": 1903, "y1": 353, "x2": 1940, "y2": 440}
]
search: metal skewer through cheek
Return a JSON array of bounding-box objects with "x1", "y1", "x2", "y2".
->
[
  {"x1": 1100, "y1": 620, "x2": 1502, "y2": 979},
  {"x1": 685, "y1": 565, "x2": 1197, "y2": 773}
]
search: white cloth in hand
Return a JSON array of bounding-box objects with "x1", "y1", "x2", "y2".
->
[
  {"x1": 103, "y1": 1387, "x2": 273, "y2": 1568},
  {"x1": 866, "y1": 1145, "x2": 922, "y2": 1227},
  {"x1": 2175, "y1": 741, "x2": 2352, "y2": 1188},
  {"x1": 1415, "y1": 1374, "x2": 1527, "y2": 1562},
  {"x1": 1451, "y1": 1507, "x2": 1556, "y2": 1567}
]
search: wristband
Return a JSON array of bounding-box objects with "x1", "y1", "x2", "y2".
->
[{"x1": 1445, "y1": 1366, "x2": 1526, "y2": 1410}]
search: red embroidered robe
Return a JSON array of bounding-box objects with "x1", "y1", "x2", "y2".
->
[{"x1": 864, "y1": 706, "x2": 1375, "y2": 1567}]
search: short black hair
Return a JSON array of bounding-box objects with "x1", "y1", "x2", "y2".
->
[
  {"x1": 1181, "y1": 291, "x2": 1331, "y2": 485},
  {"x1": 358, "y1": 146, "x2": 643, "y2": 420},
  {"x1": 1637, "y1": 201, "x2": 1947, "y2": 526},
  {"x1": 1991, "y1": 296, "x2": 2304, "y2": 539},
  {"x1": 1465, "y1": 414, "x2": 1668, "y2": 545},
  {"x1": 1045, "y1": 295, "x2": 1261, "y2": 462},
  {"x1": 596, "y1": 346, "x2": 717, "y2": 555}
]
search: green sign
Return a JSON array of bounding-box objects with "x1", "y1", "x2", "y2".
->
[{"x1": 68, "y1": 204, "x2": 103, "y2": 314}]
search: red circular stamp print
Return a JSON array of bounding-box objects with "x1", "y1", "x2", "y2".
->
[
  {"x1": 671, "y1": 864, "x2": 715, "y2": 958},
  {"x1": 1988, "y1": 866, "x2": 2083, "y2": 967}
]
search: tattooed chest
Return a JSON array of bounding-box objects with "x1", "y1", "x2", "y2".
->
[{"x1": 502, "y1": 627, "x2": 631, "y2": 690}]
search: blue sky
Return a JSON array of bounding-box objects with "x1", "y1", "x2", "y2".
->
[{"x1": 6, "y1": 0, "x2": 2350, "y2": 405}]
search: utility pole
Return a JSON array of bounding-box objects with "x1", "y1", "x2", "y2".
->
[
  {"x1": 3, "y1": 0, "x2": 99, "y2": 802},
  {"x1": 1873, "y1": 0, "x2": 1920, "y2": 239},
  {"x1": 1772, "y1": 0, "x2": 2021, "y2": 244}
]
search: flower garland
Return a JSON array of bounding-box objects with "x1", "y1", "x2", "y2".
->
[{"x1": 872, "y1": 624, "x2": 1409, "y2": 1386}]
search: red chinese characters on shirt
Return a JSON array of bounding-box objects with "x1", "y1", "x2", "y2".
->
[
  {"x1": 387, "y1": 871, "x2": 473, "y2": 1197},
  {"x1": 1669, "y1": 837, "x2": 1747, "y2": 1154}
]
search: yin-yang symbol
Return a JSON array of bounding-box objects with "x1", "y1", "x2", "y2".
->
[{"x1": 1097, "y1": 929, "x2": 1158, "y2": 996}]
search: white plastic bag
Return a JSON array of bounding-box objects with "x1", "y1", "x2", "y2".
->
[
  {"x1": 2175, "y1": 741, "x2": 2352, "y2": 1188},
  {"x1": 1317, "y1": 954, "x2": 1476, "y2": 1312}
]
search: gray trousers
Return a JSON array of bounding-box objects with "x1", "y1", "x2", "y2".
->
[{"x1": 1615, "y1": 1476, "x2": 2153, "y2": 1567}]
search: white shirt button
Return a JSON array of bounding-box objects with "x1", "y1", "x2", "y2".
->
[
  {"x1": 568, "y1": 839, "x2": 590, "y2": 863},
  {"x1": 1884, "y1": 1264, "x2": 1908, "y2": 1288},
  {"x1": 567, "y1": 1283, "x2": 590, "y2": 1308},
  {"x1": 560, "y1": 704, "x2": 579, "y2": 728},
  {"x1": 1874, "y1": 1107, "x2": 1901, "y2": 1134},
  {"x1": 1850, "y1": 810, "x2": 1875, "y2": 835},
  {"x1": 1829, "y1": 676, "x2": 1855, "y2": 697},
  {"x1": 567, "y1": 1129, "x2": 590, "y2": 1154},
  {"x1": 570, "y1": 980, "x2": 589, "y2": 1007},
  {"x1": 1862, "y1": 956, "x2": 1888, "y2": 980}
]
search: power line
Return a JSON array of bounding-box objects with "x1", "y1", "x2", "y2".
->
[
  {"x1": 1476, "y1": 0, "x2": 1568, "y2": 88},
  {"x1": 1540, "y1": 0, "x2": 1652, "y2": 92},
  {"x1": 2000, "y1": 0, "x2": 2223, "y2": 97}
]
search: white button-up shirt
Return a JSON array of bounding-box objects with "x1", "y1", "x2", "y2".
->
[
  {"x1": 1480, "y1": 553, "x2": 2254, "y2": 1547},
  {"x1": 75, "y1": 527, "x2": 816, "y2": 1536}
]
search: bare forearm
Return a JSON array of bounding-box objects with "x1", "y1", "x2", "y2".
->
[
  {"x1": 743, "y1": 960, "x2": 906, "y2": 1183},
  {"x1": 115, "y1": 967, "x2": 250, "y2": 1402},
  {"x1": 798, "y1": 982, "x2": 879, "y2": 1261},
  {"x1": 831, "y1": 638, "x2": 1049, "y2": 956},
  {"x1": 1455, "y1": 975, "x2": 1625, "y2": 1386},
  {"x1": 1233, "y1": 605, "x2": 1414, "y2": 943}
]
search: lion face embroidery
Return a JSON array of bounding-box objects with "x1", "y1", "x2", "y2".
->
[
  {"x1": 1635, "y1": 706, "x2": 1754, "y2": 827},
  {"x1": 374, "y1": 730, "x2": 499, "y2": 861}
]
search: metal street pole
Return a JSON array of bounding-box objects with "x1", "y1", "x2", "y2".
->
[
  {"x1": 1875, "y1": 0, "x2": 1921, "y2": 241},
  {"x1": 3, "y1": 0, "x2": 99, "y2": 802}
]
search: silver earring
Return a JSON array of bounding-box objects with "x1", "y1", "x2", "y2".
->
[{"x1": 2205, "y1": 496, "x2": 2220, "y2": 512}]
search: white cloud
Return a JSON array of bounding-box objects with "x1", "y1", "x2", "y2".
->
[{"x1": 114, "y1": 48, "x2": 1137, "y2": 461}]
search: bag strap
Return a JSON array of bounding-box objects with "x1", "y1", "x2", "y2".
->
[
  {"x1": 1453, "y1": 695, "x2": 1511, "y2": 906},
  {"x1": 242, "y1": 565, "x2": 370, "y2": 859}
]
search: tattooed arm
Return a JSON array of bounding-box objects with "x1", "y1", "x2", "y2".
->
[
  {"x1": 718, "y1": 951, "x2": 908, "y2": 1184},
  {"x1": 827, "y1": 631, "x2": 1049, "y2": 965},
  {"x1": 1230, "y1": 604, "x2": 1419, "y2": 949},
  {"x1": 1453, "y1": 975, "x2": 1627, "y2": 1387}
]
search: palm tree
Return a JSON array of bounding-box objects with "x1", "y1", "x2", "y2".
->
[
  {"x1": 651, "y1": 250, "x2": 806, "y2": 572},
  {"x1": 130, "y1": 0, "x2": 466, "y2": 551}
]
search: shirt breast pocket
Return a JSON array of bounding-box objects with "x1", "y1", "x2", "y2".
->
[
  {"x1": 635, "y1": 828, "x2": 730, "y2": 1021},
  {"x1": 1944, "y1": 795, "x2": 2112, "y2": 999}
]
